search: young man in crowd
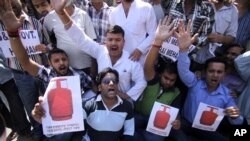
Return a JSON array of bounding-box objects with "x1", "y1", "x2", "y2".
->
[
  {"x1": 48, "y1": 0, "x2": 146, "y2": 102},
  {"x1": 134, "y1": 16, "x2": 186, "y2": 141},
  {"x1": 32, "y1": 67, "x2": 135, "y2": 141}
]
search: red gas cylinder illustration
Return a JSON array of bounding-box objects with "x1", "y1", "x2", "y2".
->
[
  {"x1": 153, "y1": 105, "x2": 170, "y2": 129},
  {"x1": 200, "y1": 106, "x2": 218, "y2": 126},
  {"x1": 48, "y1": 78, "x2": 73, "y2": 121}
]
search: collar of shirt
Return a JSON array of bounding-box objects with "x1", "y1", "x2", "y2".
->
[
  {"x1": 88, "y1": 1, "x2": 110, "y2": 10},
  {"x1": 95, "y1": 94, "x2": 123, "y2": 110},
  {"x1": 200, "y1": 80, "x2": 226, "y2": 95},
  {"x1": 49, "y1": 66, "x2": 75, "y2": 77}
]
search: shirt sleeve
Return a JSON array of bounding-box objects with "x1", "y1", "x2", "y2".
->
[
  {"x1": 234, "y1": 50, "x2": 250, "y2": 82},
  {"x1": 137, "y1": 5, "x2": 157, "y2": 54},
  {"x1": 67, "y1": 23, "x2": 102, "y2": 59},
  {"x1": 177, "y1": 52, "x2": 198, "y2": 87},
  {"x1": 126, "y1": 62, "x2": 147, "y2": 101}
]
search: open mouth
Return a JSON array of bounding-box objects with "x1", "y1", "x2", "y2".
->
[
  {"x1": 211, "y1": 79, "x2": 218, "y2": 83},
  {"x1": 59, "y1": 66, "x2": 67, "y2": 71},
  {"x1": 110, "y1": 46, "x2": 118, "y2": 51},
  {"x1": 108, "y1": 88, "x2": 115, "y2": 92}
]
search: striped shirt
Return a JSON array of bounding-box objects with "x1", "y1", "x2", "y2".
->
[
  {"x1": 235, "y1": 10, "x2": 250, "y2": 49},
  {"x1": 74, "y1": 0, "x2": 113, "y2": 44},
  {"x1": 83, "y1": 95, "x2": 134, "y2": 141},
  {"x1": 0, "y1": 12, "x2": 50, "y2": 70},
  {"x1": 166, "y1": 0, "x2": 215, "y2": 63}
]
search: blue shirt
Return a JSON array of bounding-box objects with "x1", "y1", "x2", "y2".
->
[{"x1": 177, "y1": 52, "x2": 243, "y2": 125}]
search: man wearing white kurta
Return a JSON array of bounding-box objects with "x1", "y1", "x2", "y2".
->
[
  {"x1": 109, "y1": 0, "x2": 157, "y2": 65},
  {"x1": 66, "y1": 23, "x2": 146, "y2": 101}
]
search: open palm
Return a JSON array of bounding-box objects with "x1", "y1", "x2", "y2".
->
[
  {"x1": 155, "y1": 16, "x2": 176, "y2": 42},
  {"x1": 0, "y1": 0, "x2": 23, "y2": 31}
]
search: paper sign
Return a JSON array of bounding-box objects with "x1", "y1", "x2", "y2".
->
[
  {"x1": 146, "y1": 101, "x2": 179, "y2": 137},
  {"x1": 42, "y1": 76, "x2": 84, "y2": 135},
  {"x1": 0, "y1": 30, "x2": 41, "y2": 58},
  {"x1": 159, "y1": 36, "x2": 196, "y2": 62},
  {"x1": 192, "y1": 102, "x2": 224, "y2": 131}
]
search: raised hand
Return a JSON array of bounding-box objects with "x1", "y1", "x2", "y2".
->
[
  {"x1": 154, "y1": 16, "x2": 176, "y2": 44},
  {"x1": 175, "y1": 20, "x2": 198, "y2": 52},
  {"x1": 0, "y1": 0, "x2": 24, "y2": 32},
  {"x1": 50, "y1": 0, "x2": 67, "y2": 14}
]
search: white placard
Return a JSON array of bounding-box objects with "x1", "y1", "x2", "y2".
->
[
  {"x1": 42, "y1": 76, "x2": 84, "y2": 136},
  {"x1": 159, "y1": 36, "x2": 196, "y2": 62},
  {"x1": 0, "y1": 30, "x2": 41, "y2": 58},
  {"x1": 146, "y1": 101, "x2": 179, "y2": 137},
  {"x1": 192, "y1": 102, "x2": 224, "y2": 131}
]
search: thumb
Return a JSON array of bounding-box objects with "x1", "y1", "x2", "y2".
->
[{"x1": 18, "y1": 15, "x2": 25, "y2": 26}]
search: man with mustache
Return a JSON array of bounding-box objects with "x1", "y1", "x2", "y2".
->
[
  {"x1": 0, "y1": 0, "x2": 94, "y2": 116},
  {"x1": 32, "y1": 67, "x2": 135, "y2": 141}
]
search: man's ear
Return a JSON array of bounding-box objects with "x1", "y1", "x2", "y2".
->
[
  {"x1": 48, "y1": 60, "x2": 52, "y2": 66},
  {"x1": 98, "y1": 85, "x2": 102, "y2": 92}
]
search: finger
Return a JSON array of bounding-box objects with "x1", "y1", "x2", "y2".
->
[
  {"x1": 174, "y1": 31, "x2": 180, "y2": 38},
  {"x1": 162, "y1": 16, "x2": 168, "y2": 25},
  {"x1": 158, "y1": 19, "x2": 162, "y2": 26},
  {"x1": 178, "y1": 20, "x2": 184, "y2": 33},
  {"x1": 191, "y1": 33, "x2": 199, "y2": 43},
  {"x1": 165, "y1": 16, "x2": 172, "y2": 26},
  {"x1": 18, "y1": 15, "x2": 25, "y2": 26},
  {"x1": 187, "y1": 19, "x2": 192, "y2": 33}
]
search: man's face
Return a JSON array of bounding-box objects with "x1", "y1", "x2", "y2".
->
[
  {"x1": 32, "y1": 0, "x2": 52, "y2": 17},
  {"x1": 91, "y1": 0, "x2": 103, "y2": 9},
  {"x1": 105, "y1": 33, "x2": 124, "y2": 58},
  {"x1": 225, "y1": 46, "x2": 242, "y2": 65},
  {"x1": 160, "y1": 71, "x2": 177, "y2": 90},
  {"x1": 205, "y1": 62, "x2": 226, "y2": 89},
  {"x1": 49, "y1": 53, "x2": 70, "y2": 76},
  {"x1": 99, "y1": 73, "x2": 119, "y2": 99},
  {"x1": 11, "y1": 0, "x2": 22, "y2": 17}
]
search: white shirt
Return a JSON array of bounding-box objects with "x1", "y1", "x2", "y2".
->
[
  {"x1": 67, "y1": 23, "x2": 147, "y2": 101},
  {"x1": 109, "y1": 0, "x2": 157, "y2": 64},
  {"x1": 44, "y1": 7, "x2": 97, "y2": 69},
  {"x1": 209, "y1": 4, "x2": 238, "y2": 55}
]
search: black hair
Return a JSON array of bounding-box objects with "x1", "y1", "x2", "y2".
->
[
  {"x1": 106, "y1": 25, "x2": 125, "y2": 38},
  {"x1": 96, "y1": 67, "x2": 119, "y2": 86},
  {"x1": 226, "y1": 43, "x2": 245, "y2": 54},
  {"x1": 48, "y1": 48, "x2": 68, "y2": 61},
  {"x1": 204, "y1": 57, "x2": 228, "y2": 71},
  {"x1": 156, "y1": 57, "x2": 178, "y2": 75}
]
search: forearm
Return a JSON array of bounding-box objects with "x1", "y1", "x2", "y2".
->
[
  {"x1": 144, "y1": 43, "x2": 161, "y2": 80},
  {"x1": 234, "y1": 51, "x2": 250, "y2": 81},
  {"x1": 219, "y1": 35, "x2": 235, "y2": 45},
  {"x1": 177, "y1": 52, "x2": 197, "y2": 87}
]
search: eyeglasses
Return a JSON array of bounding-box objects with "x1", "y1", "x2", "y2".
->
[{"x1": 101, "y1": 77, "x2": 118, "y2": 85}]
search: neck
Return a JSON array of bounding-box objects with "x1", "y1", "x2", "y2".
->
[
  {"x1": 214, "y1": 2, "x2": 224, "y2": 11},
  {"x1": 102, "y1": 96, "x2": 118, "y2": 110},
  {"x1": 122, "y1": 0, "x2": 132, "y2": 10},
  {"x1": 238, "y1": 8, "x2": 248, "y2": 18},
  {"x1": 65, "y1": 5, "x2": 74, "y2": 16},
  {"x1": 110, "y1": 53, "x2": 122, "y2": 65}
]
